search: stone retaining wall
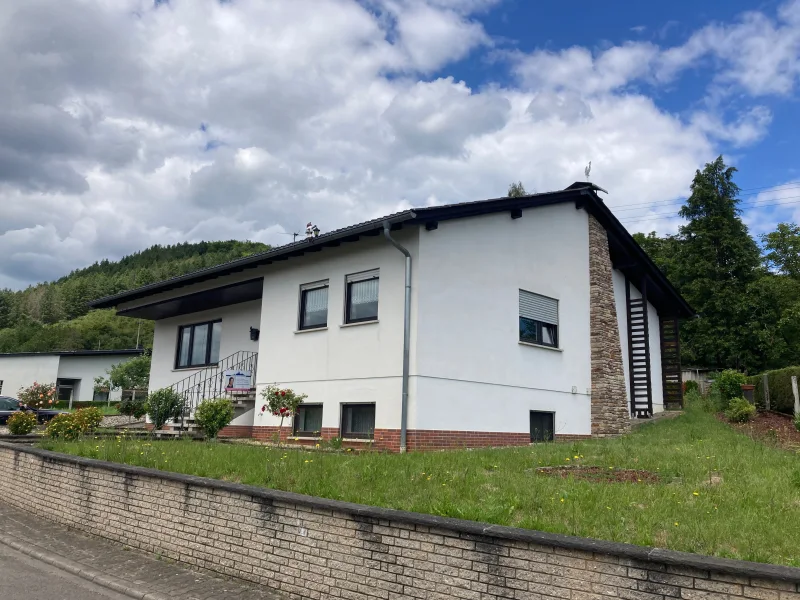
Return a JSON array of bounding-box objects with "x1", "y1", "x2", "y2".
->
[{"x1": 1, "y1": 442, "x2": 798, "y2": 600}]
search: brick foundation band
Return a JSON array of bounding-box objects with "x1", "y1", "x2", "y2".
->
[{"x1": 216, "y1": 426, "x2": 590, "y2": 450}]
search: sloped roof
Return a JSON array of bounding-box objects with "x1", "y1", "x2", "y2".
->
[{"x1": 89, "y1": 183, "x2": 693, "y2": 319}]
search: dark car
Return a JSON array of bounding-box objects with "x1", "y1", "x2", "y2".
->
[{"x1": 0, "y1": 396, "x2": 65, "y2": 424}]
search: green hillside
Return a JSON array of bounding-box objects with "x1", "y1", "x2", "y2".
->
[{"x1": 0, "y1": 241, "x2": 270, "y2": 353}]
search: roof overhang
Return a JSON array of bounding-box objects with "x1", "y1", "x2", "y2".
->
[{"x1": 117, "y1": 278, "x2": 264, "y2": 320}]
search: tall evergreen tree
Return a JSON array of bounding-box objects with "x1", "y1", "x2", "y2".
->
[{"x1": 675, "y1": 156, "x2": 761, "y2": 369}]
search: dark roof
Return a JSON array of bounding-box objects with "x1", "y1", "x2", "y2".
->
[
  {"x1": 0, "y1": 349, "x2": 145, "y2": 358},
  {"x1": 89, "y1": 183, "x2": 693, "y2": 318}
]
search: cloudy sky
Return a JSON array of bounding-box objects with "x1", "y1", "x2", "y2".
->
[{"x1": 2, "y1": 0, "x2": 800, "y2": 289}]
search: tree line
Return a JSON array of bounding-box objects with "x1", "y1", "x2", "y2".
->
[
  {"x1": 0, "y1": 240, "x2": 269, "y2": 353},
  {"x1": 631, "y1": 157, "x2": 800, "y2": 374}
]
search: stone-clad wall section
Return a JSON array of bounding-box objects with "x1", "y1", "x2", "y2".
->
[
  {"x1": 588, "y1": 213, "x2": 631, "y2": 436},
  {"x1": 1, "y1": 443, "x2": 799, "y2": 600}
]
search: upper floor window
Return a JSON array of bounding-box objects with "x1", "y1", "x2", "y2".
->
[
  {"x1": 345, "y1": 269, "x2": 379, "y2": 324},
  {"x1": 176, "y1": 320, "x2": 221, "y2": 368},
  {"x1": 299, "y1": 281, "x2": 329, "y2": 330},
  {"x1": 519, "y1": 290, "x2": 558, "y2": 348}
]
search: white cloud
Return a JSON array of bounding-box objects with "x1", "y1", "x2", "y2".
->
[{"x1": 0, "y1": 0, "x2": 799, "y2": 289}]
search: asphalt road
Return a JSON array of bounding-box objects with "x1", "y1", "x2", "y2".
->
[{"x1": 0, "y1": 542, "x2": 130, "y2": 600}]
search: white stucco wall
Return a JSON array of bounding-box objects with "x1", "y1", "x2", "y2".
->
[
  {"x1": 58, "y1": 354, "x2": 141, "y2": 402},
  {"x1": 612, "y1": 270, "x2": 664, "y2": 414},
  {"x1": 254, "y1": 231, "x2": 418, "y2": 433},
  {"x1": 148, "y1": 300, "x2": 262, "y2": 394},
  {"x1": 412, "y1": 204, "x2": 593, "y2": 436},
  {"x1": 0, "y1": 356, "x2": 60, "y2": 399}
]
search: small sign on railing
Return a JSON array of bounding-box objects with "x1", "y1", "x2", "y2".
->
[{"x1": 223, "y1": 369, "x2": 252, "y2": 392}]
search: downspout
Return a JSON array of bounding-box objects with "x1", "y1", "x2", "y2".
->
[{"x1": 383, "y1": 221, "x2": 411, "y2": 453}]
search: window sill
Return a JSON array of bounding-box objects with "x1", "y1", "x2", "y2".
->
[
  {"x1": 341, "y1": 438, "x2": 374, "y2": 443},
  {"x1": 294, "y1": 327, "x2": 328, "y2": 334},
  {"x1": 519, "y1": 341, "x2": 563, "y2": 352},
  {"x1": 340, "y1": 320, "x2": 379, "y2": 328},
  {"x1": 172, "y1": 364, "x2": 218, "y2": 372},
  {"x1": 289, "y1": 435, "x2": 322, "y2": 441}
]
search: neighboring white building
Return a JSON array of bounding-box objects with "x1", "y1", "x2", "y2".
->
[
  {"x1": 90, "y1": 183, "x2": 692, "y2": 451},
  {"x1": 0, "y1": 350, "x2": 145, "y2": 404}
]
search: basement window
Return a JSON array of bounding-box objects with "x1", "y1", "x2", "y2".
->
[
  {"x1": 176, "y1": 320, "x2": 222, "y2": 368},
  {"x1": 345, "y1": 270, "x2": 379, "y2": 324},
  {"x1": 293, "y1": 404, "x2": 323, "y2": 437},
  {"x1": 519, "y1": 290, "x2": 559, "y2": 348},
  {"x1": 341, "y1": 403, "x2": 375, "y2": 439},
  {"x1": 298, "y1": 281, "x2": 329, "y2": 330}
]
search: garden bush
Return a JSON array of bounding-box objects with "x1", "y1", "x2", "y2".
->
[
  {"x1": 725, "y1": 397, "x2": 756, "y2": 423},
  {"x1": 194, "y1": 398, "x2": 234, "y2": 439},
  {"x1": 712, "y1": 369, "x2": 747, "y2": 409},
  {"x1": 45, "y1": 414, "x2": 83, "y2": 440},
  {"x1": 747, "y1": 366, "x2": 800, "y2": 415},
  {"x1": 119, "y1": 394, "x2": 147, "y2": 420},
  {"x1": 683, "y1": 380, "x2": 699, "y2": 394},
  {"x1": 72, "y1": 407, "x2": 104, "y2": 433},
  {"x1": 17, "y1": 382, "x2": 56, "y2": 411},
  {"x1": 146, "y1": 388, "x2": 184, "y2": 432},
  {"x1": 7, "y1": 412, "x2": 37, "y2": 435}
]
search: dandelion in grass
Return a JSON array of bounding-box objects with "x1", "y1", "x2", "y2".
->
[
  {"x1": 693, "y1": 492, "x2": 699, "y2": 496},
  {"x1": 674, "y1": 522, "x2": 679, "y2": 526}
]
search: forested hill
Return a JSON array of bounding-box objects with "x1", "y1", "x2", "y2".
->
[{"x1": 0, "y1": 241, "x2": 270, "y2": 353}]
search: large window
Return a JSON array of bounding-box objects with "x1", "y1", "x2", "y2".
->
[
  {"x1": 519, "y1": 290, "x2": 559, "y2": 348},
  {"x1": 176, "y1": 320, "x2": 222, "y2": 368},
  {"x1": 341, "y1": 403, "x2": 375, "y2": 439},
  {"x1": 293, "y1": 404, "x2": 323, "y2": 437},
  {"x1": 299, "y1": 282, "x2": 329, "y2": 330},
  {"x1": 345, "y1": 270, "x2": 379, "y2": 324}
]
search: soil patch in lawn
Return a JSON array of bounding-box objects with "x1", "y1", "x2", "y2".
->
[
  {"x1": 721, "y1": 411, "x2": 800, "y2": 450},
  {"x1": 535, "y1": 466, "x2": 659, "y2": 483}
]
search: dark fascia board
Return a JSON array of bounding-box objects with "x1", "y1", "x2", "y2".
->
[
  {"x1": 87, "y1": 184, "x2": 692, "y2": 319},
  {"x1": 576, "y1": 186, "x2": 694, "y2": 319},
  {"x1": 89, "y1": 211, "x2": 417, "y2": 309},
  {"x1": 0, "y1": 349, "x2": 145, "y2": 358}
]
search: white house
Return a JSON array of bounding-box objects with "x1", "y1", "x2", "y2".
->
[
  {"x1": 0, "y1": 349, "x2": 145, "y2": 405},
  {"x1": 90, "y1": 183, "x2": 692, "y2": 451}
]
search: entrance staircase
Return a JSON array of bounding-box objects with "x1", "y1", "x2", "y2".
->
[{"x1": 167, "y1": 351, "x2": 258, "y2": 432}]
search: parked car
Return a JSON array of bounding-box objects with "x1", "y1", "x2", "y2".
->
[{"x1": 0, "y1": 396, "x2": 65, "y2": 424}]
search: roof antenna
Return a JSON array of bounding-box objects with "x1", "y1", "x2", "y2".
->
[{"x1": 584, "y1": 161, "x2": 591, "y2": 181}]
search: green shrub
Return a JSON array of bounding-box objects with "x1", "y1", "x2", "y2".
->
[
  {"x1": 119, "y1": 394, "x2": 147, "y2": 420},
  {"x1": 747, "y1": 366, "x2": 800, "y2": 415},
  {"x1": 712, "y1": 370, "x2": 747, "y2": 409},
  {"x1": 72, "y1": 407, "x2": 104, "y2": 433},
  {"x1": 146, "y1": 388, "x2": 184, "y2": 432},
  {"x1": 194, "y1": 398, "x2": 234, "y2": 439},
  {"x1": 684, "y1": 380, "x2": 699, "y2": 394},
  {"x1": 725, "y1": 397, "x2": 756, "y2": 423},
  {"x1": 684, "y1": 388, "x2": 719, "y2": 413},
  {"x1": 45, "y1": 414, "x2": 83, "y2": 440},
  {"x1": 7, "y1": 412, "x2": 38, "y2": 435}
]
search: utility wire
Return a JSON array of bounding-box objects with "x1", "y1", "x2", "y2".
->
[{"x1": 618, "y1": 197, "x2": 800, "y2": 226}]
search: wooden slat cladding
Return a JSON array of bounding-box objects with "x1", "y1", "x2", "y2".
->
[{"x1": 660, "y1": 317, "x2": 683, "y2": 409}]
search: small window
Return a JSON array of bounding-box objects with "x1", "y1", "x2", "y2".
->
[
  {"x1": 345, "y1": 270, "x2": 379, "y2": 324},
  {"x1": 341, "y1": 403, "x2": 375, "y2": 439},
  {"x1": 519, "y1": 290, "x2": 558, "y2": 348},
  {"x1": 530, "y1": 411, "x2": 555, "y2": 442},
  {"x1": 93, "y1": 390, "x2": 109, "y2": 403},
  {"x1": 299, "y1": 282, "x2": 329, "y2": 330},
  {"x1": 176, "y1": 320, "x2": 222, "y2": 368},
  {"x1": 293, "y1": 404, "x2": 323, "y2": 437}
]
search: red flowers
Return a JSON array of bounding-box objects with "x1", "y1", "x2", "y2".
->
[{"x1": 280, "y1": 390, "x2": 286, "y2": 397}]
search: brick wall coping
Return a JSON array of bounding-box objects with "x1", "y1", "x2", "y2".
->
[{"x1": 6, "y1": 441, "x2": 799, "y2": 583}]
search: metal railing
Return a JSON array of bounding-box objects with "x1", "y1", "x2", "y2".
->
[{"x1": 169, "y1": 350, "x2": 259, "y2": 430}]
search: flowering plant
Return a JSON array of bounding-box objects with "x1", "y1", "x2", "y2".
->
[
  {"x1": 260, "y1": 384, "x2": 307, "y2": 443},
  {"x1": 17, "y1": 382, "x2": 57, "y2": 411}
]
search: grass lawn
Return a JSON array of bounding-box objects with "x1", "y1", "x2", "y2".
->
[
  {"x1": 65, "y1": 405, "x2": 120, "y2": 416},
  {"x1": 40, "y1": 404, "x2": 800, "y2": 566}
]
